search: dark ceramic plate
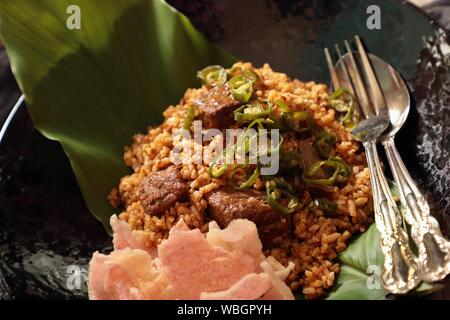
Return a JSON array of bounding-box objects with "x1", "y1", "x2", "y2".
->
[{"x1": 0, "y1": 0, "x2": 449, "y2": 299}]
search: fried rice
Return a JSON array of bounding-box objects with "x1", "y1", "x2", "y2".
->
[{"x1": 108, "y1": 62, "x2": 374, "y2": 299}]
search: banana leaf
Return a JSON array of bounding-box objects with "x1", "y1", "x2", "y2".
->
[
  {"x1": 326, "y1": 224, "x2": 387, "y2": 300},
  {"x1": 0, "y1": 0, "x2": 235, "y2": 230},
  {"x1": 0, "y1": 0, "x2": 439, "y2": 300}
]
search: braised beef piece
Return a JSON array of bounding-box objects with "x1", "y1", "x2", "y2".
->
[
  {"x1": 194, "y1": 84, "x2": 241, "y2": 129},
  {"x1": 207, "y1": 187, "x2": 292, "y2": 248},
  {"x1": 298, "y1": 140, "x2": 321, "y2": 170},
  {"x1": 138, "y1": 166, "x2": 189, "y2": 217}
]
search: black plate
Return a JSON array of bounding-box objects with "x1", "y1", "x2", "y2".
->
[{"x1": 0, "y1": 0, "x2": 449, "y2": 299}]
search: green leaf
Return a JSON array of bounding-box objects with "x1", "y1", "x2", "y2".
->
[
  {"x1": 326, "y1": 221, "x2": 442, "y2": 299},
  {"x1": 0, "y1": 0, "x2": 235, "y2": 231},
  {"x1": 411, "y1": 281, "x2": 444, "y2": 295},
  {"x1": 326, "y1": 224, "x2": 388, "y2": 300}
]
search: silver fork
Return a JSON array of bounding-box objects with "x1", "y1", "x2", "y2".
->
[{"x1": 324, "y1": 38, "x2": 420, "y2": 294}]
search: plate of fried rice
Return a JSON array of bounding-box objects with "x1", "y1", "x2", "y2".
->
[
  {"x1": 0, "y1": 0, "x2": 449, "y2": 300},
  {"x1": 93, "y1": 62, "x2": 371, "y2": 299}
]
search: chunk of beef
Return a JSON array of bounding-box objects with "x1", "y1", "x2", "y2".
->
[
  {"x1": 138, "y1": 166, "x2": 189, "y2": 217},
  {"x1": 194, "y1": 84, "x2": 241, "y2": 129},
  {"x1": 297, "y1": 140, "x2": 321, "y2": 170},
  {"x1": 206, "y1": 188, "x2": 292, "y2": 248}
]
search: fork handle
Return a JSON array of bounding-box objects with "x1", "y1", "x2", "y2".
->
[
  {"x1": 382, "y1": 138, "x2": 450, "y2": 282},
  {"x1": 363, "y1": 141, "x2": 420, "y2": 293}
]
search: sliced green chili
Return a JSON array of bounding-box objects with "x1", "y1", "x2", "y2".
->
[
  {"x1": 227, "y1": 66, "x2": 241, "y2": 77},
  {"x1": 329, "y1": 88, "x2": 356, "y2": 126},
  {"x1": 282, "y1": 111, "x2": 313, "y2": 133},
  {"x1": 247, "y1": 132, "x2": 283, "y2": 164},
  {"x1": 302, "y1": 156, "x2": 351, "y2": 186},
  {"x1": 242, "y1": 69, "x2": 259, "y2": 82},
  {"x1": 234, "y1": 101, "x2": 268, "y2": 122},
  {"x1": 183, "y1": 105, "x2": 196, "y2": 130},
  {"x1": 280, "y1": 149, "x2": 304, "y2": 170},
  {"x1": 208, "y1": 147, "x2": 234, "y2": 178},
  {"x1": 197, "y1": 65, "x2": 227, "y2": 87},
  {"x1": 329, "y1": 156, "x2": 352, "y2": 185},
  {"x1": 233, "y1": 120, "x2": 270, "y2": 161},
  {"x1": 247, "y1": 117, "x2": 274, "y2": 130},
  {"x1": 267, "y1": 100, "x2": 291, "y2": 130},
  {"x1": 265, "y1": 180, "x2": 299, "y2": 215},
  {"x1": 230, "y1": 165, "x2": 260, "y2": 190},
  {"x1": 268, "y1": 102, "x2": 281, "y2": 129},
  {"x1": 313, "y1": 130, "x2": 336, "y2": 158},
  {"x1": 229, "y1": 76, "x2": 253, "y2": 102},
  {"x1": 271, "y1": 177, "x2": 295, "y2": 193},
  {"x1": 275, "y1": 100, "x2": 291, "y2": 113},
  {"x1": 227, "y1": 67, "x2": 259, "y2": 82}
]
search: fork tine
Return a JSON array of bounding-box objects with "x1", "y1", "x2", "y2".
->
[
  {"x1": 334, "y1": 44, "x2": 362, "y2": 119},
  {"x1": 343, "y1": 40, "x2": 374, "y2": 118},
  {"x1": 324, "y1": 48, "x2": 340, "y2": 90},
  {"x1": 334, "y1": 44, "x2": 343, "y2": 57},
  {"x1": 354, "y1": 36, "x2": 386, "y2": 115}
]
